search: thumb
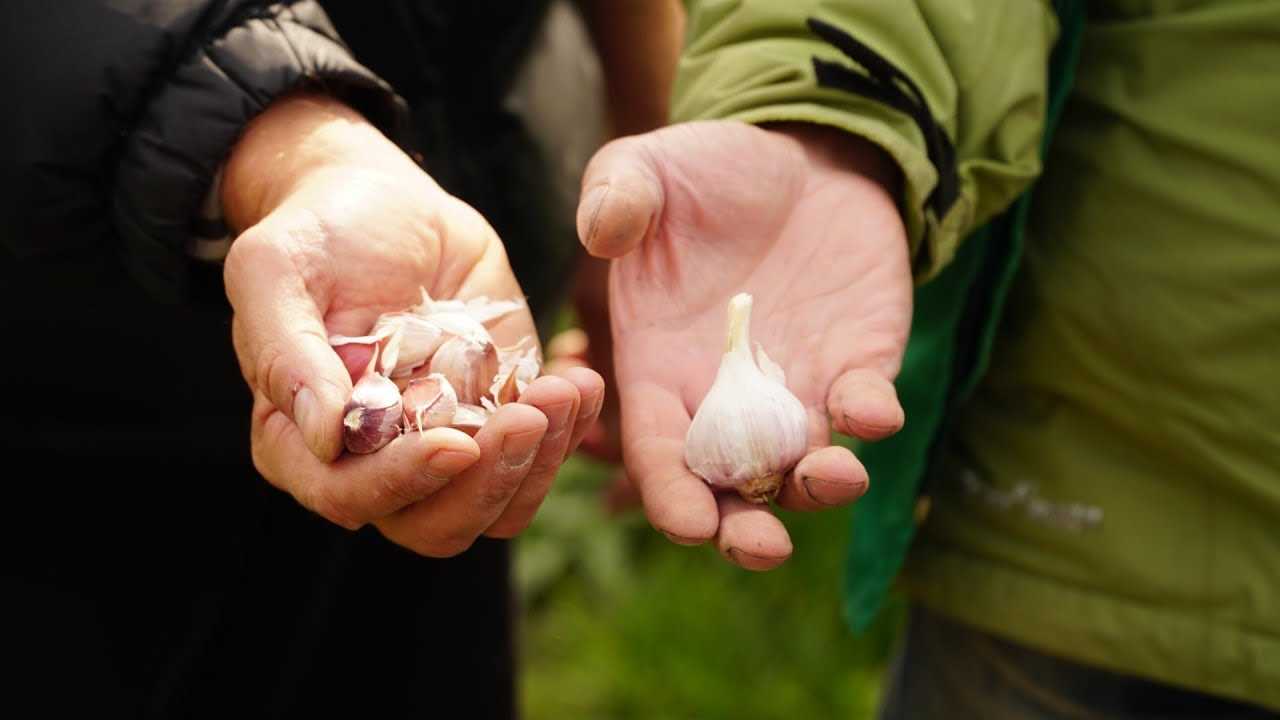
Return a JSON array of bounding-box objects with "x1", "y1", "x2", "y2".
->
[
  {"x1": 576, "y1": 134, "x2": 666, "y2": 259},
  {"x1": 225, "y1": 227, "x2": 353, "y2": 462}
]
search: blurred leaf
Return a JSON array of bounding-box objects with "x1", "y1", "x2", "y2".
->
[{"x1": 519, "y1": 452, "x2": 899, "y2": 719}]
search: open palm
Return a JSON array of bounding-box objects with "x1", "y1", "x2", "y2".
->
[{"x1": 577, "y1": 121, "x2": 913, "y2": 570}]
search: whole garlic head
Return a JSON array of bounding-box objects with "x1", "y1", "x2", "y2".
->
[{"x1": 684, "y1": 293, "x2": 808, "y2": 504}]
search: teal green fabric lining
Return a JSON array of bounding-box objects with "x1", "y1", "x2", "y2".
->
[{"x1": 842, "y1": 0, "x2": 1087, "y2": 634}]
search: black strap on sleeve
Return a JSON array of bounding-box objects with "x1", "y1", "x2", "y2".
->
[{"x1": 807, "y1": 17, "x2": 959, "y2": 219}]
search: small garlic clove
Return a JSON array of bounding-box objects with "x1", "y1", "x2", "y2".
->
[
  {"x1": 450, "y1": 403, "x2": 490, "y2": 436},
  {"x1": 684, "y1": 293, "x2": 808, "y2": 504},
  {"x1": 428, "y1": 335, "x2": 500, "y2": 405},
  {"x1": 383, "y1": 314, "x2": 447, "y2": 375},
  {"x1": 492, "y1": 365, "x2": 522, "y2": 405},
  {"x1": 343, "y1": 371, "x2": 403, "y2": 454},
  {"x1": 378, "y1": 322, "x2": 405, "y2": 376},
  {"x1": 489, "y1": 341, "x2": 542, "y2": 404},
  {"x1": 426, "y1": 311, "x2": 491, "y2": 343},
  {"x1": 401, "y1": 373, "x2": 459, "y2": 432}
]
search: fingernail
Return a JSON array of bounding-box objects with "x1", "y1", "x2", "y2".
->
[
  {"x1": 724, "y1": 547, "x2": 781, "y2": 571},
  {"x1": 801, "y1": 475, "x2": 838, "y2": 507},
  {"x1": 425, "y1": 449, "x2": 477, "y2": 478},
  {"x1": 294, "y1": 387, "x2": 322, "y2": 456},
  {"x1": 580, "y1": 183, "x2": 611, "y2": 244},
  {"x1": 499, "y1": 430, "x2": 542, "y2": 472},
  {"x1": 661, "y1": 530, "x2": 703, "y2": 546}
]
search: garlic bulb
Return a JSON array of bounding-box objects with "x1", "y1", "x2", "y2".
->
[{"x1": 684, "y1": 293, "x2": 808, "y2": 504}]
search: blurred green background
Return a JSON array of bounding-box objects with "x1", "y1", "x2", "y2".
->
[{"x1": 514, "y1": 454, "x2": 905, "y2": 719}]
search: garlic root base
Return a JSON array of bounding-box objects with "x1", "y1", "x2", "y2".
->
[{"x1": 736, "y1": 473, "x2": 784, "y2": 504}]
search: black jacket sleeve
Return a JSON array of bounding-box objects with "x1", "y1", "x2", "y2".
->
[{"x1": 0, "y1": 0, "x2": 409, "y2": 301}]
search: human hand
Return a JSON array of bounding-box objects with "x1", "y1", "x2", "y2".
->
[
  {"x1": 576, "y1": 121, "x2": 912, "y2": 570},
  {"x1": 221, "y1": 93, "x2": 604, "y2": 555}
]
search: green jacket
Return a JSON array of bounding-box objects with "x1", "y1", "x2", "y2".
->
[{"x1": 674, "y1": 0, "x2": 1280, "y2": 708}]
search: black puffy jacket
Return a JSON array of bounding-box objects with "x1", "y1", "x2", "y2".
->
[{"x1": 0, "y1": 2, "x2": 561, "y2": 717}]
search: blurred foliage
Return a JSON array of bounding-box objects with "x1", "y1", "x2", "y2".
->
[{"x1": 515, "y1": 454, "x2": 905, "y2": 720}]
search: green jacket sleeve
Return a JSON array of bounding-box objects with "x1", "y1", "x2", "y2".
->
[{"x1": 672, "y1": 0, "x2": 1059, "y2": 281}]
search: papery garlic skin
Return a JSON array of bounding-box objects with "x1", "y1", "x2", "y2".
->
[
  {"x1": 329, "y1": 288, "x2": 542, "y2": 452},
  {"x1": 401, "y1": 373, "x2": 458, "y2": 432},
  {"x1": 429, "y1": 335, "x2": 500, "y2": 405},
  {"x1": 684, "y1": 293, "x2": 808, "y2": 504}
]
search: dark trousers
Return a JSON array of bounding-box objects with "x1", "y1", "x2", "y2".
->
[
  {"x1": 3, "y1": 458, "x2": 515, "y2": 719},
  {"x1": 879, "y1": 605, "x2": 1276, "y2": 720}
]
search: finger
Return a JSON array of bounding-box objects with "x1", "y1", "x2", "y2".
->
[
  {"x1": 251, "y1": 391, "x2": 481, "y2": 528},
  {"x1": 714, "y1": 494, "x2": 793, "y2": 572},
  {"x1": 545, "y1": 327, "x2": 590, "y2": 364},
  {"x1": 827, "y1": 368, "x2": 905, "y2": 441},
  {"x1": 776, "y1": 445, "x2": 870, "y2": 512},
  {"x1": 555, "y1": 365, "x2": 607, "y2": 459},
  {"x1": 484, "y1": 375, "x2": 581, "y2": 538},
  {"x1": 224, "y1": 227, "x2": 351, "y2": 462},
  {"x1": 542, "y1": 355, "x2": 588, "y2": 378},
  {"x1": 620, "y1": 382, "x2": 719, "y2": 545},
  {"x1": 602, "y1": 469, "x2": 641, "y2": 516},
  {"x1": 333, "y1": 343, "x2": 375, "y2": 382},
  {"x1": 576, "y1": 134, "x2": 666, "y2": 259},
  {"x1": 376, "y1": 403, "x2": 547, "y2": 557}
]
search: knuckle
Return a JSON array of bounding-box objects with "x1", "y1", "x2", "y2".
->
[
  {"x1": 306, "y1": 482, "x2": 362, "y2": 531},
  {"x1": 486, "y1": 514, "x2": 532, "y2": 540},
  {"x1": 477, "y1": 472, "x2": 523, "y2": 511},
  {"x1": 378, "y1": 471, "x2": 423, "y2": 509},
  {"x1": 256, "y1": 343, "x2": 296, "y2": 406},
  {"x1": 223, "y1": 229, "x2": 277, "y2": 293},
  {"x1": 416, "y1": 528, "x2": 475, "y2": 558}
]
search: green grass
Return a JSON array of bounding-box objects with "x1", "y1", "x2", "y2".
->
[{"x1": 516, "y1": 455, "x2": 904, "y2": 720}]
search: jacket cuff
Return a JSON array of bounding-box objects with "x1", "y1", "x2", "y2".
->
[
  {"x1": 112, "y1": 1, "x2": 409, "y2": 302},
  {"x1": 671, "y1": 2, "x2": 1057, "y2": 284}
]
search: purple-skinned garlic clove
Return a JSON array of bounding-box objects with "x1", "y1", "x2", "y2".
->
[{"x1": 343, "y1": 372, "x2": 403, "y2": 454}]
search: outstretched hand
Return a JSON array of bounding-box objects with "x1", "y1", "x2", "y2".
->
[{"x1": 577, "y1": 121, "x2": 912, "y2": 570}]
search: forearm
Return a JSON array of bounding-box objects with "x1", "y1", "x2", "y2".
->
[{"x1": 575, "y1": 0, "x2": 685, "y2": 136}]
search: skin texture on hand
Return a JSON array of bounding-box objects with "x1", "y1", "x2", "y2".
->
[
  {"x1": 220, "y1": 92, "x2": 604, "y2": 555},
  {"x1": 576, "y1": 121, "x2": 913, "y2": 570}
]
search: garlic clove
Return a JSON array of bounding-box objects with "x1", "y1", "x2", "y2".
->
[
  {"x1": 401, "y1": 373, "x2": 459, "y2": 432},
  {"x1": 489, "y1": 341, "x2": 541, "y2": 404},
  {"x1": 450, "y1": 403, "x2": 490, "y2": 436},
  {"x1": 382, "y1": 314, "x2": 447, "y2": 375},
  {"x1": 343, "y1": 371, "x2": 403, "y2": 454},
  {"x1": 428, "y1": 335, "x2": 500, "y2": 405},
  {"x1": 684, "y1": 293, "x2": 809, "y2": 504},
  {"x1": 426, "y1": 311, "x2": 491, "y2": 343},
  {"x1": 492, "y1": 365, "x2": 522, "y2": 405}
]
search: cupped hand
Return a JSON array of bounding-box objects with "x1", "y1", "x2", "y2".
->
[
  {"x1": 222, "y1": 93, "x2": 604, "y2": 555},
  {"x1": 577, "y1": 121, "x2": 912, "y2": 570}
]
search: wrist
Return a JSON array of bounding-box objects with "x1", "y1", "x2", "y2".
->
[
  {"x1": 221, "y1": 92, "x2": 414, "y2": 231},
  {"x1": 767, "y1": 122, "x2": 903, "y2": 205}
]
